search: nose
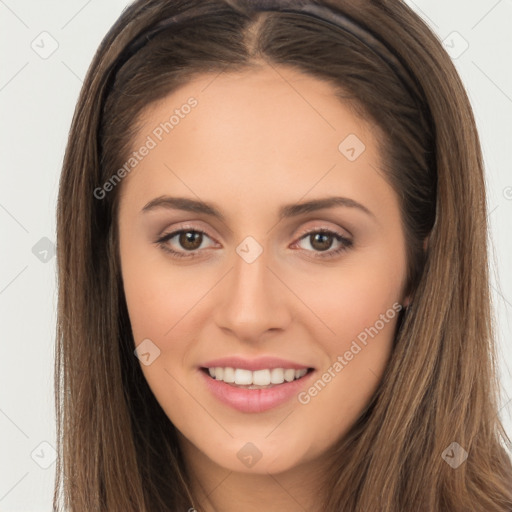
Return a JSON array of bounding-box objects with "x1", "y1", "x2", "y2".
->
[{"x1": 213, "y1": 247, "x2": 293, "y2": 343}]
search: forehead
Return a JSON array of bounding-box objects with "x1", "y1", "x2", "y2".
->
[
  {"x1": 120, "y1": 64, "x2": 391, "y2": 217},
  {"x1": 133, "y1": 64, "x2": 378, "y2": 159}
]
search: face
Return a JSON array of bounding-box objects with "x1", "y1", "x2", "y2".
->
[{"x1": 117, "y1": 64, "x2": 410, "y2": 477}]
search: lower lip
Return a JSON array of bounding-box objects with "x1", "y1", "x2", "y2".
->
[{"x1": 199, "y1": 368, "x2": 315, "y2": 413}]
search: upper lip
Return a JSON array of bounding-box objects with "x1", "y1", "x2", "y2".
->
[{"x1": 200, "y1": 356, "x2": 314, "y2": 372}]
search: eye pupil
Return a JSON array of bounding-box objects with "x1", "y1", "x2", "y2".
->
[
  {"x1": 180, "y1": 231, "x2": 202, "y2": 250},
  {"x1": 311, "y1": 232, "x2": 333, "y2": 251}
]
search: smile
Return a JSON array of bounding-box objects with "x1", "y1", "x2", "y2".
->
[
  {"x1": 199, "y1": 366, "x2": 315, "y2": 413},
  {"x1": 203, "y1": 367, "x2": 310, "y2": 388}
]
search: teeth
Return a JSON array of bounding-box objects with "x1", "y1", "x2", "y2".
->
[
  {"x1": 270, "y1": 368, "x2": 284, "y2": 384},
  {"x1": 223, "y1": 367, "x2": 235, "y2": 383},
  {"x1": 207, "y1": 367, "x2": 309, "y2": 386},
  {"x1": 234, "y1": 369, "x2": 252, "y2": 385},
  {"x1": 215, "y1": 367, "x2": 224, "y2": 381},
  {"x1": 253, "y1": 369, "x2": 271, "y2": 386},
  {"x1": 284, "y1": 369, "x2": 295, "y2": 382}
]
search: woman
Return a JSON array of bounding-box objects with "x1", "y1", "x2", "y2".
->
[{"x1": 54, "y1": 0, "x2": 512, "y2": 510}]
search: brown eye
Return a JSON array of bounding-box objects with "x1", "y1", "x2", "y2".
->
[
  {"x1": 294, "y1": 228, "x2": 353, "y2": 260},
  {"x1": 178, "y1": 231, "x2": 203, "y2": 251},
  {"x1": 155, "y1": 228, "x2": 217, "y2": 259},
  {"x1": 309, "y1": 232, "x2": 334, "y2": 251}
]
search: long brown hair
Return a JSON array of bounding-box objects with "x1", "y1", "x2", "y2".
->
[{"x1": 54, "y1": 0, "x2": 512, "y2": 510}]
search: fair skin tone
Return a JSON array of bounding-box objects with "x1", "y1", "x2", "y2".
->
[{"x1": 117, "y1": 64, "x2": 411, "y2": 512}]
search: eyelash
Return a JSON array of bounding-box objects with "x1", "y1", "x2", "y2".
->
[{"x1": 155, "y1": 227, "x2": 353, "y2": 260}]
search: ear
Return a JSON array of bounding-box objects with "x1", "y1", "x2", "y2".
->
[{"x1": 402, "y1": 295, "x2": 412, "y2": 308}]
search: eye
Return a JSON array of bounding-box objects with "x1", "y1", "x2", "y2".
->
[
  {"x1": 155, "y1": 226, "x2": 353, "y2": 260},
  {"x1": 292, "y1": 228, "x2": 353, "y2": 259},
  {"x1": 155, "y1": 227, "x2": 217, "y2": 259}
]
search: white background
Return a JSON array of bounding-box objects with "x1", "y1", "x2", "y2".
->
[{"x1": 0, "y1": 0, "x2": 511, "y2": 509}]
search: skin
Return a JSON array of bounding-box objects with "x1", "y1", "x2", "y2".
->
[{"x1": 117, "y1": 63, "x2": 411, "y2": 512}]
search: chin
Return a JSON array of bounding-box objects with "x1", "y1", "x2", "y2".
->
[{"x1": 194, "y1": 432, "x2": 315, "y2": 475}]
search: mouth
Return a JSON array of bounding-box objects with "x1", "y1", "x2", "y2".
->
[
  {"x1": 200, "y1": 366, "x2": 315, "y2": 389},
  {"x1": 199, "y1": 364, "x2": 317, "y2": 413}
]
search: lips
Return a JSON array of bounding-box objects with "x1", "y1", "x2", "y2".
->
[{"x1": 198, "y1": 356, "x2": 316, "y2": 413}]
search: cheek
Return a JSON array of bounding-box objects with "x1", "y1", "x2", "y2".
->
[
  {"x1": 284, "y1": 250, "x2": 404, "y2": 415},
  {"x1": 287, "y1": 250, "x2": 406, "y2": 346},
  {"x1": 292, "y1": 291, "x2": 400, "y2": 452},
  {"x1": 123, "y1": 269, "x2": 199, "y2": 343},
  {"x1": 120, "y1": 258, "x2": 209, "y2": 434},
  {"x1": 119, "y1": 230, "x2": 211, "y2": 345}
]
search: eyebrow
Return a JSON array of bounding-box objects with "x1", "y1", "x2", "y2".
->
[{"x1": 141, "y1": 195, "x2": 375, "y2": 221}]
